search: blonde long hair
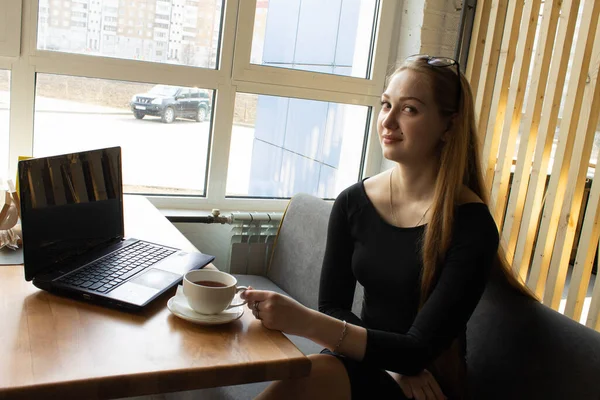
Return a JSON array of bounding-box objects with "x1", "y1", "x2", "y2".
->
[{"x1": 390, "y1": 58, "x2": 537, "y2": 305}]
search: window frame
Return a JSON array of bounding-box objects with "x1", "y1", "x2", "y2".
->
[
  {"x1": 231, "y1": 0, "x2": 396, "y2": 97},
  {"x1": 4, "y1": 0, "x2": 396, "y2": 213},
  {"x1": 0, "y1": 1, "x2": 22, "y2": 58}
]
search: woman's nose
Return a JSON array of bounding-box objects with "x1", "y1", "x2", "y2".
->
[{"x1": 382, "y1": 110, "x2": 399, "y2": 130}]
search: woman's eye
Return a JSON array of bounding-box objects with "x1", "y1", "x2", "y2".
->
[
  {"x1": 403, "y1": 105, "x2": 417, "y2": 113},
  {"x1": 380, "y1": 101, "x2": 391, "y2": 109}
]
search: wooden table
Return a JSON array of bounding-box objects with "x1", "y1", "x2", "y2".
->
[{"x1": 0, "y1": 196, "x2": 311, "y2": 399}]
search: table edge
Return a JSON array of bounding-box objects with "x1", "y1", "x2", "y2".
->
[{"x1": 0, "y1": 356, "x2": 311, "y2": 399}]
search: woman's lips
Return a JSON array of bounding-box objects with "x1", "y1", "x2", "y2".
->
[{"x1": 382, "y1": 136, "x2": 402, "y2": 145}]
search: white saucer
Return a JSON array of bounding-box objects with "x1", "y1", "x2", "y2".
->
[{"x1": 167, "y1": 286, "x2": 244, "y2": 325}]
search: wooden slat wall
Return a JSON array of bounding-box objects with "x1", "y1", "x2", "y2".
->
[
  {"x1": 530, "y1": 0, "x2": 600, "y2": 306},
  {"x1": 474, "y1": 0, "x2": 508, "y2": 148},
  {"x1": 464, "y1": 0, "x2": 491, "y2": 95},
  {"x1": 544, "y1": 13, "x2": 600, "y2": 309},
  {"x1": 503, "y1": 0, "x2": 561, "y2": 274},
  {"x1": 513, "y1": 0, "x2": 581, "y2": 282},
  {"x1": 468, "y1": 0, "x2": 600, "y2": 330},
  {"x1": 490, "y1": 0, "x2": 541, "y2": 227},
  {"x1": 480, "y1": 0, "x2": 516, "y2": 190}
]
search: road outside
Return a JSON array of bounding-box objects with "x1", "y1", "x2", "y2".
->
[{"x1": 0, "y1": 92, "x2": 255, "y2": 196}]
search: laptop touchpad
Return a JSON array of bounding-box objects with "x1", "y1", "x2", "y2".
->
[{"x1": 129, "y1": 268, "x2": 180, "y2": 290}]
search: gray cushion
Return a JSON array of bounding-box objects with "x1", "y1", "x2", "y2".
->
[
  {"x1": 267, "y1": 193, "x2": 333, "y2": 310},
  {"x1": 265, "y1": 193, "x2": 364, "y2": 316},
  {"x1": 467, "y1": 268, "x2": 600, "y2": 399}
]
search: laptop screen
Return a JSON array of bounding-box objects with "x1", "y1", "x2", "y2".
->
[{"x1": 19, "y1": 147, "x2": 124, "y2": 281}]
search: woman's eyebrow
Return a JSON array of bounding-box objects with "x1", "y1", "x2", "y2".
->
[
  {"x1": 382, "y1": 93, "x2": 426, "y2": 105},
  {"x1": 400, "y1": 96, "x2": 425, "y2": 104}
]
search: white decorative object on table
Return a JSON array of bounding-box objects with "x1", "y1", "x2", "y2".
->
[{"x1": 0, "y1": 179, "x2": 21, "y2": 250}]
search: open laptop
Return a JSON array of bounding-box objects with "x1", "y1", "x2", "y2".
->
[{"x1": 18, "y1": 146, "x2": 215, "y2": 311}]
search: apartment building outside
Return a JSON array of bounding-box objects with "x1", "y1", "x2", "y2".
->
[{"x1": 37, "y1": 0, "x2": 221, "y2": 68}]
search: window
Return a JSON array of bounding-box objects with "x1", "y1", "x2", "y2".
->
[
  {"x1": 34, "y1": 75, "x2": 214, "y2": 196},
  {"x1": 3, "y1": 0, "x2": 396, "y2": 212},
  {"x1": 250, "y1": 0, "x2": 378, "y2": 79},
  {"x1": 37, "y1": 0, "x2": 223, "y2": 69},
  {"x1": 177, "y1": 88, "x2": 190, "y2": 99},
  {"x1": 226, "y1": 93, "x2": 368, "y2": 199}
]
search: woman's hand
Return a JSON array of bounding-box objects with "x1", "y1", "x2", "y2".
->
[
  {"x1": 240, "y1": 287, "x2": 315, "y2": 337},
  {"x1": 389, "y1": 369, "x2": 446, "y2": 400}
]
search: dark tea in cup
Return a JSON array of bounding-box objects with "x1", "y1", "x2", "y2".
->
[{"x1": 194, "y1": 280, "x2": 227, "y2": 288}]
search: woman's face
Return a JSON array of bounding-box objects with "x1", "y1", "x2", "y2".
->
[{"x1": 377, "y1": 69, "x2": 450, "y2": 164}]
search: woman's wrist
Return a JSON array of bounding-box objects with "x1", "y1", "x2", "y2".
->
[
  {"x1": 303, "y1": 310, "x2": 351, "y2": 350},
  {"x1": 301, "y1": 309, "x2": 367, "y2": 360},
  {"x1": 302, "y1": 308, "x2": 324, "y2": 339}
]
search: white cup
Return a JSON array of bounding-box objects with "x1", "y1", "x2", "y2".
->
[{"x1": 183, "y1": 270, "x2": 248, "y2": 315}]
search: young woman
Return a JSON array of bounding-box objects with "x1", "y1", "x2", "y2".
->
[{"x1": 241, "y1": 55, "x2": 535, "y2": 400}]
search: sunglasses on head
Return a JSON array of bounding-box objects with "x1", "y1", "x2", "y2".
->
[{"x1": 405, "y1": 54, "x2": 462, "y2": 111}]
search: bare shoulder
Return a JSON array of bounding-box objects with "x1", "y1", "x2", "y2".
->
[
  {"x1": 363, "y1": 169, "x2": 393, "y2": 210},
  {"x1": 363, "y1": 169, "x2": 390, "y2": 195},
  {"x1": 458, "y1": 185, "x2": 485, "y2": 205}
]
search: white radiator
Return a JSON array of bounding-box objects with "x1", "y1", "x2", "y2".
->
[{"x1": 228, "y1": 212, "x2": 283, "y2": 275}]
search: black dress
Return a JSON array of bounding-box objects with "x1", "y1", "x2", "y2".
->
[{"x1": 318, "y1": 180, "x2": 499, "y2": 399}]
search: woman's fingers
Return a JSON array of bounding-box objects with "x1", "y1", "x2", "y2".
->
[
  {"x1": 241, "y1": 289, "x2": 271, "y2": 302},
  {"x1": 411, "y1": 386, "x2": 426, "y2": 400},
  {"x1": 426, "y1": 374, "x2": 446, "y2": 399},
  {"x1": 245, "y1": 286, "x2": 254, "y2": 310},
  {"x1": 241, "y1": 289, "x2": 279, "y2": 322},
  {"x1": 396, "y1": 378, "x2": 413, "y2": 398},
  {"x1": 421, "y1": 383, "x2": 436, "y2": 400}
]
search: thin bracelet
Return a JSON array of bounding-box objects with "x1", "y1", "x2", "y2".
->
[{"x1": 334, "y1": 320, "x2": 348, "y2": 353}]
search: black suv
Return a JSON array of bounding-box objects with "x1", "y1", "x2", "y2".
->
[{"x1": 130, "y1": 85, "x2": 211, "y2": 123}]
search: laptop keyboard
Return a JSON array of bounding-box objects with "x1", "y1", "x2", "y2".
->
[{"x1": 59, "y1": 241, "x2": 176, "y2": 293}]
